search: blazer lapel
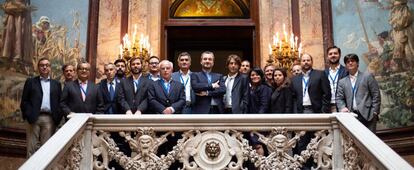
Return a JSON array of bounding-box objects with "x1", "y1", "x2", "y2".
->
[
  {"x1": 85, "y1": 81, "x2": 94, "y2": 102},
  {"x1": 232, "y1": 74, "x2": 241, "y2": 92},
  {"x1": 74, "y1": 80, "x2": 84, "y2": 102},
  {"x1": 101, "y1": 80, "x2": 111, "y2": 101},
  {"x1": 34, "y1": 77, "x2": 43, "y2": 96}
]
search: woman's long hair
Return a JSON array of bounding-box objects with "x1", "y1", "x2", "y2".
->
[
  {"x1": 248, "y1": 67, "x2": 266, "y2": 87},
  {"x1": 272, "y1": 68, "x2": 290, "y2": 90}
]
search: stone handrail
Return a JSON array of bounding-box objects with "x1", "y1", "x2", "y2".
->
[{"x1": 19, "y1": 113, "x2": 413, "y2": 170}]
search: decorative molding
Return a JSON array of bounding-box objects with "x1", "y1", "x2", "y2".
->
[{"x1": 53, "y1": 136, "x2": 83, "y2": 170}]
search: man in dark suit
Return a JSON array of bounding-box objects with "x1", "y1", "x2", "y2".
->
[
  {"x1": 172, "y1": 52, "x2": 195, "y2": 114},
  {"x1": 191, "y1": 51, "x2": 226, "y2": 114},
  {"x1": 147, "y1": 56, "x2": 160, "y2": 81},
  {"x1": 336, "y1": 54, "x2": 381, "y2": 132},
  {"x1": 98, "y1": 63, "x2": 121, "y2": 114},
  {"x1": 149, "y1": 60, "x2": 186, "y2": 114},
  {"x1": 291, "y1": 53, "x2": 331, "y2": 114},
  {"x1": 223, "y1": 54, "x2": 249, "y2": 113},
  {"x1": 118, "y1": 57, "x2": 151, "y2": 115},
  {"x1": 21, "y1": 58, "x2": 62, "y2": 157},
  {"x1": 290, "y1": 53, "x2": 331, "y2": 162},
  {"x1": 60, "y1": 62, "x2": 104, "y2": 115},
  {"x1": 324, "y1": 46, "x2": 348, "y2": 112}
]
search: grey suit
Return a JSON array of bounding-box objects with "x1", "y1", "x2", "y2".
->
[
  {"x1": 60, "y1": 80, "x2": 104, "y2": 114},
  {"x1": 336, "y1": 71, "x2": 381, "y2": 131},
  {"x1": 172, "y1": 71, "x2": 195, "y2": 114}
]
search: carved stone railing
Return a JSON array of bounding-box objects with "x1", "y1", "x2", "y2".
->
[{"x1": 19, "y1": 113, "x2": 413, "y2": 170}]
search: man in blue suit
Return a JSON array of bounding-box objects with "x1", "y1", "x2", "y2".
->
[
  {"x1": 191, "y1": 51, "x2": 226, "y2": 114},
  {"x1": 98, "y1": 63, "x2": 121, "y2": 114},
  {"x1": 149, "y1": 60, "x2": 186, "y2": 114},
  {"x1": 172, "y1": 52, "x2": 195, "y2": 114},
  {"x1": 223, "y1": 54, "x2": 249, "y2": 114},
  {"x1": 324, "y1": 46, "x2": 348, "y2": 112}
]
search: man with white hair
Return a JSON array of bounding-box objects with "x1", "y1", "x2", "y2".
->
[{"x1": 148, "y1": 60, "x2": 186, "y2": 114}]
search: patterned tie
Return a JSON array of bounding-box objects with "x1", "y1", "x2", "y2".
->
[{"x1": 80, "y1": 82, "x2": 86, "y2": 102}]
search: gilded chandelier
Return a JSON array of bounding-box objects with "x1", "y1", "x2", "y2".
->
[{"x1": 268, "y1": 24, "x2": 302, "y2": 71}]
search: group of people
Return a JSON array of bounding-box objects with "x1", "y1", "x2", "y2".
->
[{"x1": 20, "y1": 46, "x2": 381, "y2": 161}]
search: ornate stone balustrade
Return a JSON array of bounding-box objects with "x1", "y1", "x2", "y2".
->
[{"x1": 19, "y1": 113, "x2": 413, "y2": 170}]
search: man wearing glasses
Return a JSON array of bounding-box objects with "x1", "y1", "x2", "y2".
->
[
  {"x1": 147, "y1": 56, "x2": 160, "y2": 81},
  {"x1": 60, "y1": 61, "x2": 104, "y2": 116},
  {"x1": 21, "y1": 58, "x2": 63, "y2": 157}
]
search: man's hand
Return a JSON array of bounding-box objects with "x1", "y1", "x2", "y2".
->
[
  {"x1": 162, "y1": 107, "x2": 173, "y2": 114},
  {"x1": 340, "y1": 107, "x2": 350, "y2": 112},
  {"x1": 212, "y1": 80, "x2": 220, "y2": 89},
  {"x1": 196, "y1": 91, "x2": 208, "y2": 96},
  {"x1": 134, "y1": 110, "x2": 142, "y2": 115},
  {"x1": 126, "y1": 110, "x2": 133, "y2": 115}
]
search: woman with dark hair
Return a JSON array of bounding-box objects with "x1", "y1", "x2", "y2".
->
[
  {"x1": 270, "y1": 68, "x2": 293, "y2": 113},
  {"x1": 248, "y1": 67, "x2": 273, "y2": 113}
]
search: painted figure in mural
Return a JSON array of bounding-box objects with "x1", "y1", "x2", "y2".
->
[
  {"x1": 32, "y1": 16, "x2": 51, "y2": 45},
  {"x1": 1, "y1": 0, "x2": 33, "y2": 72},
  {"x1": 389, "y1": 0, "x2": 414, "y2": 70}
]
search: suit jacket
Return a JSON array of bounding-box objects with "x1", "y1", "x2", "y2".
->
[
  {"x1": 248, "y1": 84, "x2": 272, "y2": 113},
  {"x1": 172, "y1": 71, "x2": 195, "y2": 104},
  {"x1": 98, "y1": 79, "x2": 121, "y2": 114},
  {"x1": 118, "y1": 76, "x2": 151, "y2": 113},
  {"x1": 20, "y1": 76, "x2": 62, "y2": 124},
  {"x1": 148, "y1": 79, "x2": 186, "y2": 114},
  {"x1": 191, "y1": 71, "x2": 226, "y2": 114},
  {"x1": 336, "y1": 71, "x2": 381, "y2": 121},
  {"x1": 291, "y1": 69, "x2": 331, "y2": 113},
  {"x1": 223, "y1": 73, "x2": 249, "y2": 113},
  {"x1": 60, "y1": 80, "x2": 104, "y2": 114},
  {"x1": 270, "y1": 86, "x2": 293, "y2": 113}
]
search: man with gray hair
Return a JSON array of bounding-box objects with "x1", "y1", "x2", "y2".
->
[
  {"x1": 148, "y1": 60, "x2": 186, "y2": 114},
  {"x1": 172, "y1": 52, "x2": 195, "y2": 114}
]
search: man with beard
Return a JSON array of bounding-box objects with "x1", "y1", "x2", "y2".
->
[
  {"x1": 324, "y1": 46, "x2": 348, "y2": 112},
  {"x1": 118, "y1": 57, "x2": 151, "y2": 115},
  {"x1": 290, "y1": 53, "x2": 331, "y2": 165},
  {"x1": 172, "y1": 52, "x2": 195, "y2": 114},
  {"x1": 60, "y1": 62, "x2": 104, "y2": 115},
  {"x1": 191, "y1": 51, "x2": 226, "y2": 114},
  {"x1": 223, "y1": 54, "x2": 249, "y2": 114},
  {"x1": 114, "y1": 59, "x2": 127, "y2": 83}
]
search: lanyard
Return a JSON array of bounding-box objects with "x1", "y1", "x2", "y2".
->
[
  {"x1": 180, "y1": 74, "x2": 190, "y2": 87},
  {"x1": 160, "y1": 79, "x2": 171, "y2": 94},
  {"x1": 351, "y1": 79, "x2": 358, "y2": 96},
  {"x1": 329, "y1": 70, "x2": 339, "y2": 85},
  {"x1": 302, "y1": 77, "x2": 310, "y2": 96}
]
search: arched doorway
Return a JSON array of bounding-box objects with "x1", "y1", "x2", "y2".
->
[{"x1": 161, "y1": 0, "x2": 260, "y2": 74}]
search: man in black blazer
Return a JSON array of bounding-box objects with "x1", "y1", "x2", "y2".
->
[
  {"x1": 98, "y1": 63, "x2": 121, "y2": 114},
  {"x1": 20, "y1": 58, "x2": 62, "y2": 157},
  {"x1": 118, "y1": 57, "x2": 151, "y2": 114},
  {"x1": 191, "y1": 51, "x2": 226, "y2": 114},
  {"x1": 324, "y1": 46, "x2": 348, "y2": 112},
  {"x1": 223, "y1": 54, "x2": 249, "y2": 113},
  {"x1": 291, "y1": 53, "x2": 331, "y2": 114},
  {"x1": 149, "y1": 60, "x2": 186, "y2": 114},
  {"x1": 60, "y1": 62, "x2": 104, "y2": 115}
]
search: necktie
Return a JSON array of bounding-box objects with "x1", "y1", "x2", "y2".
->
[
  {"x1": 80, "y1": 83, "x2": 87, "y2": 102},
  {"x1": 109, "y1": 82, "x2": 115, "y2": 101}
]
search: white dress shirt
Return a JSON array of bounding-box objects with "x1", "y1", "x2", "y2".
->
[
  {"x1": 329, "y1": 65, "x2": 340, "y2": 104},
  {"x1": 224, "y1": 73, "x2": 237, "y2": 108},
  {"x1": 40, "y1": 76, "x2": 51, "y2": 112},
  {"x1": 302, "y1": 70, "x2": 311, "y2": 106}
]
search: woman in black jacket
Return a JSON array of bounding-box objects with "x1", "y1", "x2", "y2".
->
[
  {"x1": 248, "y1": 67, "x2": 273, "y2": 113},
  {"x1": 270, "y1": 68, "x2": 293, "y2": 113}
]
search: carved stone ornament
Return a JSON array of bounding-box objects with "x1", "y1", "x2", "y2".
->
[
  {"x1": 52, "y1": 136, "x2": 83, "y2": 170},
  {"x1": 179, "y1": 130, "x2": 250, "y2": 170},
  {"x1": 343, "y1": 134, "x2": 378, "y2": 170},
  {"x1": 92, "y1": 128, "x2": 176, "y2": 170},
  {"x1": 249, "y1": 127, "x2": 333, "y2": 170}
]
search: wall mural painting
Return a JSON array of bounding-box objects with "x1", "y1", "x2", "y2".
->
[
  {"x1": 332, "y1": 0, "x2": 414, "y2": 129},
  {"x1": 0, "y1": 0, "x2": 89, "y2": 129},
  {"x1": 172, "y1": 0, "x2": 249, "y2": 18}
]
